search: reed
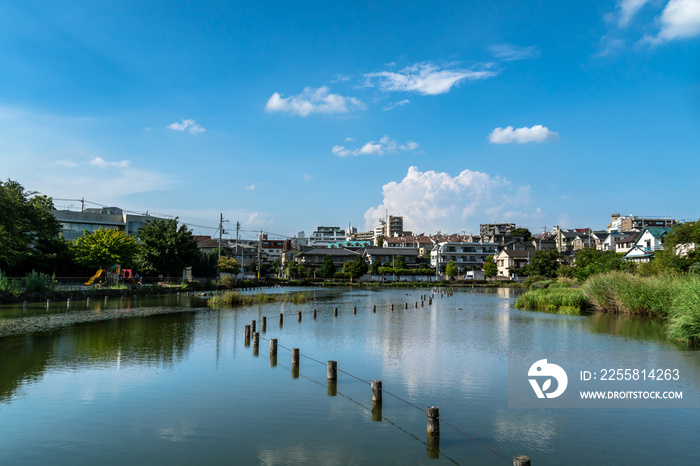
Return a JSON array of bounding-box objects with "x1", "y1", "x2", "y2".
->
[
  {"x1": 515, "y1": 287, "x2": 587, "y2": 314},
  {"x1": 208, "y1": 291, "x2": 312, "y2": 307}
]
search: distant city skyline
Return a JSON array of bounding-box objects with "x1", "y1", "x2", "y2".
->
[{"x1": 2, "y1": 1, "x2": 698, "y2": 238}]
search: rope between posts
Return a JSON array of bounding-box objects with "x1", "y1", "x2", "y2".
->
[{"x1": 248, "y1": 298, "x2": 513, "y2": 464}]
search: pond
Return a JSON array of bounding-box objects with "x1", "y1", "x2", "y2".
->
[{"x1": 0, "y1": 287, "x2": 698, "y2": 465}]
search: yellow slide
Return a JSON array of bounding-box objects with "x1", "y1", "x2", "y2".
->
[{"x1": 85, "y1": 269, "x2": 105, "y2": 286}]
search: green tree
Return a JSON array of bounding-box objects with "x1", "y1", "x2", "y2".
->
[
  {"x1": 369, "y1": 261, "x2": 381, "y2": 275},
  {"x1": 654, "y1": 220, "x2": 700, "y2": 272},
  {"x1": 285, "y1": 261, "x2": 299, "y2": 279},
  {"x1": 394, "y1": 255, "x2": 406, "y2": 270},
  {"x1": 72, "y1": 228, "x2": 140, "y2": 270},
  {"x1": 0, "y1": 180, "x2": 63, "y2": 273},
  {"x1": 445, "y1": 259, "x2": 458, "y2": 279},
  {"x1": 319, "y1": 255, "x2": 336, "y2": 278},
  {"x1": 346, "y1": 255, "x2": 368, "y2": 281},
  {"x1": 483, "y1": 255, "x2": 497, "y2": 278},
  {"x1": 192, "y1": 250, "x2": 218, "y2": 277},
  {"x1": 524, "y1": 250, "x2": 561, "y2": 278},
  {"x1": 511, "y1": 228, "x2": 532, "y2": 241},
  {"x1": 217, "y1": 256, "x2": 241, "y2": 275},
  {"x1": 137, "y1": 218, "x2": 200, "y2": 279},
  {"x1": 376, "y1": 235, "x2": 385, "y2": 247}
]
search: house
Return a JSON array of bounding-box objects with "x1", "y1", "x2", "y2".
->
[
  {"x1": 296, "y1": 247, "x2": 361, "y2": 269},
  {"x1": 554, "y1": 228, "x2": 581, "y2": 254},
  {"x1": 495, "y1": 249, "x2": 531, "y2": 279},
  {"x1": 384, "y1": 235, "x2": 435, "y2": 257},
  {"x1": 607, "y1": 214, "x2": 677, "y2": 233},
  {"x1": 363, "y1": 247, "x2": 420, "y2": 267},
  {"x1": 624, "y1": 227, "x2": 672, "y2": 262},
  {"x1": 615, "y1": 231, "x2": 642, "y2": 254},
  {"x1": 430, "y1": 240, "x2": 499, "y2": 273},
  {"x1": 308, "y1": 226, "x2": 346, "y2": 246}
]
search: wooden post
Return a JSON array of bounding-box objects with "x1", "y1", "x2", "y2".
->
[
  {"x1": 298, "y1": 311, "x2": 302, "y2": 322},
  {"x1": 427, "y1": 435, "x2": 440, "y2": 459},
  {"x1": 105, "y1": 296, "x2": 108, "y2": 302},
  {"x1": 292, "y1": 348, "x2": 300, "y2": 365},
  {"x1": 421, "y1": 300, "x2": 424, "y2": 307},
  {"x1": 245, "y1": 325, "x2": 251, "y2": 337},
  {"x1": 391, "y1": 304, "x2": 394, "y2": 311},
  {"x1": 371, "y1": 402, "x2": 382, "y2": 422},
  {"x1": 313, "y1": 308, "x2": 317, "y2": 319},
  {"x1": 327, "y1": 379, "x2": 337, "y2": 396},
  {"x1": 334, "y1": 307, "x2": 338, "y2": 316},
  {"x1": 404, "y1": 302, "x2": 408, "y2": 309},
  {"x1": 253, "y1": 332, "x2": 259, "y2": 347},
  {"x1": 414, "y1": 301, "x2": 417, "y2": 308},
  {"x1": 67, "y1": 298, "x2": 71, "y2": 308},
  {"x1": 270, "y1": 338, "x2": 277, "y2": 356},
  {"x1": 251, "y1": 320, "x2": 256, "y2": 333},
  {"x1": 373, "y1": 304, "x2": 376, "y2": 313},
  {"x1": 23, "y1": 301, "x2": 28, "y2": 308},
  {"x1": 279, "y1": 312, "x2": 284, "y2": 326},
  {"x1": 262, "y1": 316, "x2": 267, "y2": 332},
  {"x1": 353, "y1": 306, "x2": 356, "y2": 314},
  {"x1": 513, "y1": 456, "x2": 531, "y2": 466},
  {"x1": 327, "y1": 361, "x2": 337, "y2": 380},
  {"x1": 427, "y1": 406, "x2": 439, "y2": 437},
  {"x1": 46, "y1": 299, "x2": 50, "y2": 307},
  {"x1": 371, "y1": 380, "x2": 382, "y2": 403}
]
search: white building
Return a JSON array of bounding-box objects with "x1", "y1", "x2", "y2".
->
[
  {"x1": 309, "y1": 226, "x2": 346, "y2": 246},
  {"x1": 430, "y1": 241, "x2": 499, "y2": 272}
]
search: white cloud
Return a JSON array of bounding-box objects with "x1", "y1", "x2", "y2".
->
[
  {"x1": 166, "y1": 119, "x2": 205, "y2": 133},
  {"x1": 489, "y1": 44, "x2": 541, "y2": 61},
  {"x1": 617, "y1": 0, "x2": 651, "y2": 27},
  {"x1": 364, "y1": 62, "x2": 497, "y2": 96},
  {"x1": 332, "y1": 74, "x2": 352, "y2": 83},
  {"x1": 383, "y1": 99, "x2": 411, "y2": 111},
  {"x1": 363, "y1": 166, "x2": 543, "y2": 233},
  {"x1": 244, "y1": 184, "x2": 255, "y2": 190},
  {"x1": 488, "y1": 125, "x2": 559, "y2": 144},
  {"x1": 332, "y1": 135, "x2": 419, "y2": 157},
  {"x1": 303, "y1": 173, "x2": 313, "y2": 181},
  {"x1": 55, "y1": 160, "x2": 77, "y2": 167},
  {"x1": 265, "y1": 86, "x2": 365, "y2": 117},
  {"x1": 645, "y1": 0, "x2": 700, "y2": 43},
  {"x1": 244, "y1": 212, "x2": 275, "y2": 228},
  {"x1": 344, "y1": 137, "x2": 355, "y2": 142},
  {"x1": 89, "y1": 156, "x2": 130, "y2": 168}
]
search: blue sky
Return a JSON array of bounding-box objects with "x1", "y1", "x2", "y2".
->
[{"x1": 1, "y1": 1, "x2": 699, "y2": 240}]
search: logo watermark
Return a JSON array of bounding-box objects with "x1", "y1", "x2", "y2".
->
[{"x1": 528, "y1": 359, "x2": 568, "y2": 399}]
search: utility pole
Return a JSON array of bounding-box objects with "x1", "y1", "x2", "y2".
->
[
  {"x1": 218, "y1": 213, "x2": 223, "y2": 258},
  {"x1": 235, "y1": 221, "x2": 240, "y2": 272},
  {"x1": 257, "y1": 229, "x2": 262, "y2": 280}
]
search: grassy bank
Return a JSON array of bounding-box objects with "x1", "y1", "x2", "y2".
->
[
  {"x1": 515, "y1": 272, "x2": 700, "y2": 343},
  {"x1": 514, "y1": 286, "x2": 588, "y2": 315},
  {"x1": 208, "y1": 291, "x2": 312, "y2": 307}
]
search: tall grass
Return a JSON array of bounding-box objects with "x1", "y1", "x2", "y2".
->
[
  {"x1": 515, "y1": 287, "x2": 587, "y2": 314},
  {"x1": 516, "y1": 271, "x2": 700, "y2": 343},
  {"x1": 582, "y1": 271, "x2": 676, "y2": 317},
  {"x1": 666, "y1": 275, "x2": 700, "y2": 344},
  {"x1": 208, "y1": 291, "x2": 312, "y2": 307}
]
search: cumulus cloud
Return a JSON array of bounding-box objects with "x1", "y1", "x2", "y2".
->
[
  {"x1": 332, "y1": 135, "x2": 419, "y2": 157},
  {"x1": 89, "y1": 156, "x2": 130, "y2": 168},
  {"x1": 55, "y1": 160, "x2": 77, "y2": 167},
  {"x1": 488, "y1": 125, "x2": 559, "y2": 144},
  {"x1": 166, "y1": 119, "x2": 205, "y2": 133},
  {"x1": 383, "y1": 99, "x2": 411, "y2": 111},
  {"x1": 363, "y1": 166, "x2": 543, "y2": 233},
  {"x1": 489, "y1": 44, "x2": 541, "y2": 61},
  {"x1": 364, "y1": 62, "x2": 497, "y2": 96},
  {"x1": 244, "y1": 212, "x2": 275, "y2": 227},
  {"x1": 265, "y1": 86, "x2": 365, "y2": 117},
  {"x1": 644, "y1": 0, "x2": 700, "y2": 43}
]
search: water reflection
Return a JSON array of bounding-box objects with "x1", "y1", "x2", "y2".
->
[{"x1": 0, "y1": 311, "x2": 196, "y2": 402}]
